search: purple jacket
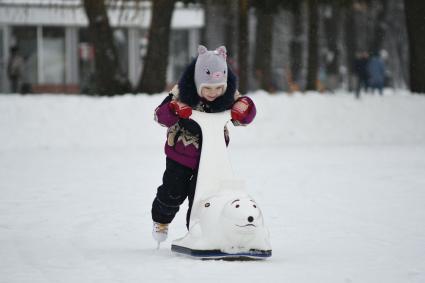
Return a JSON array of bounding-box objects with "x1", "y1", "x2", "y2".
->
[{"x1": 155, "y1": 86, "x2": 256, "y2": 170}]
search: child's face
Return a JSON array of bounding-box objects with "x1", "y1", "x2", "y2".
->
[{"x1": 201, "y1": 85, "x2": 225, "y2": 101}]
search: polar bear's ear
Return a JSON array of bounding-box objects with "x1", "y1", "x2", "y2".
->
[{"x1": 198, "y1": 45, "x2": 208, "y2": 55}]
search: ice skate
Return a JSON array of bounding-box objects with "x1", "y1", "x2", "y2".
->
[{"x1": 152, "y1": 222, "x2": 169, "y2": 246}]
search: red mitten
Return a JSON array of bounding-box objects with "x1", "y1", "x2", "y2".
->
[
  {"x1": 231, "y1": 97, "x2": 251, "y2": 122},
  {"x1": 169, "y1": 100, "x2": 192, "y2": 119}
]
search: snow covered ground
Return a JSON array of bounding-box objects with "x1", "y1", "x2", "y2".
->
[{"x1": 1, "y1": 91, "x2": 425, "y2": 283}]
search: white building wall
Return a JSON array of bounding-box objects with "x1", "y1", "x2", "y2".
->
[
  {"x1": 0, "y1": 2, "x2": 204, "y2": 92},
  {"x1": 0, "y1": 2, "x2": 203, "y2": 29}
]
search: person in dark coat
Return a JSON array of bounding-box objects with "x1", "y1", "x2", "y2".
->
[
  {"x1": 353, "y1": 51, "x2": 370, "y2": 99},
  {"x1": 7, "y1": 46, "x2": 24, "y2": 93},
  {"x1": 151, "y1": 45, "x2": 257, "y2": 244},
  {"x1": 367, "y1": 52, "x2": 386, "y2": 95}
]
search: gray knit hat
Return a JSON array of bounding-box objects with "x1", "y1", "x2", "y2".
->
[{"x1": 194, "y1": 45, "x2": 228, "y2": 96}]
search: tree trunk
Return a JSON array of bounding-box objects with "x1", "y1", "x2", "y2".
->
[
  {"x1": 305, "y1": 0, "x2": 319, "y2": 91},
  {"x1": 289, "y1": 1, "x2": 303, "y2": 90},
  {"x1": 404, "y1": 0, "x2": 425, "y2": 93},
  {"x1": 323, "y1": 4, "x2": 339, "y2": 76},
  {"x1": 254, "y1": 7, "x2": 274, "y2": 92},
  {"x1": 137, "y1": 0, "x2": 175, "y2": 94},
  {"x1": 82, "y1": 0, "x2": 131, "y2": 95},
  {"x1": 370, "y1": 0, "x2": 389, "y2": 54},
  {"x1": 204, "y1": 0, "x2": 226, "y2": 49},
  {"x1": 344, "y1": 2, "x2": 357, "y2": 92},
  {"x1": 323, "y1": 3, "x2": 340, "y2": 91},
  {"x1": 238, "y1": 0, "x2": 249, "y2": 93},
  {"x1": 224, "y1": 1, "x2": 237, "y2": 57}
]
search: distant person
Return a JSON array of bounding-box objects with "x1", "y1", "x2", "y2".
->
[
  {"x1": 367, "y1": 51, "x2": 386, "y2": 95},
  {"x1": 7, "y1": 46, "x2": 24, "y2": 93},
  {"x1": 353, "y1": 51, "x2": 369, "y2": 99}
]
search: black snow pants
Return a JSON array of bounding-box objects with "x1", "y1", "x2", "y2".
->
[{"x1": 151, "y1": 158, "x2": 198, "y2": 229}]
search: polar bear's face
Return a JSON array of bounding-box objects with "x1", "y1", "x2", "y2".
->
[{"x1": 221, "y1": 197, "x2": 263, "y2": 235}]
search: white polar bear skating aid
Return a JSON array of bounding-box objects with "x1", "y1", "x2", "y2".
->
[{"x1": 171, "y1": 110, "x2": 272, "y2": 260}]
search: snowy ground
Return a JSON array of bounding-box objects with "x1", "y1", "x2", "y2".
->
[{"x1": 1, "y1": 91, "x2": 425, "y2": 283}]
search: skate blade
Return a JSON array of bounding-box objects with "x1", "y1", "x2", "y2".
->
[{"x1": 171, "y1": 244, "x2": 271, "y2": 261}]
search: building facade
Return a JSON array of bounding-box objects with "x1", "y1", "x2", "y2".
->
[{"x1": 0, "y1": 0, "x2": 203, "y2": 93}]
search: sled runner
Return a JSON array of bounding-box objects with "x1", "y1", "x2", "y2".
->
[
  {"x1": 171, "y1": 245, "x2": 271, "y2": 261},
  {"x1": 171, "y1": 110, "x2": 272, "y2": 260}
]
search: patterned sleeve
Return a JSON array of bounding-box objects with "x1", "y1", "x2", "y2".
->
[{"x1": 154, "y1": 94, "x2": 179, "y2": 127}]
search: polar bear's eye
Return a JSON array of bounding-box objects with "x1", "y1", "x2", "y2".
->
[
  {"x1": 253, "y1": 205, "x2": 257, "y2": 208},
  {"x1": 236, "y1": 204, "x2": 240, "y2": 208},
  {"x1": 206, "y1": 69, "x2": 210, "y2": 75}
]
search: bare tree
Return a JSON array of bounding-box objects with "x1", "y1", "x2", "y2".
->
[
  {"x1": 404, "y1": 0, "x2": 425, "y2": 93},
  {"x1": 289, "y1": 1, "x2": 303, "y2": 91},
  {"x1": 82, "y1": 0, "x2": 131, "y2": 95},
  {"x1": 253, "y1": 0, "x2": 277, "y2": 92},
  {"x1": 223, "y1": 1, "x2": 238, "y2": 57},
  {"x1": 238, "y1": 0, "x2": 249, "y2": 93},
  {"x1": 323, "y1": 3, "x2": 340, "y2": 91},
  {"x1": 137, "y1": 0, "x2": 175, "y2": 94},
  {"x1": 305, "y1": 0, "x2": 319, "y2": 91},
  {"x1": 370, "y1": 0, "x2": 389, "y2": 54}
]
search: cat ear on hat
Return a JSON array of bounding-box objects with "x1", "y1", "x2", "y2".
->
[
  {"x1": 198, "y1": 45, "x2": 208, "y2": 55},
  {"x1": 216, "y1": 46, "x2": 227, "y2": 60}
]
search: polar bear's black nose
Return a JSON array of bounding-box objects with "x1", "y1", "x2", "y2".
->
[{"x1": 247, "y1": 216, "x2": 254, "y2": 223}]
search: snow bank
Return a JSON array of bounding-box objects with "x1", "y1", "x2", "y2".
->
[
  {"x1": 1, "y1": 91, "x2": 425, "y2": 150},
  {"x1": 1, "y1": 91, "x2": 425, "y2": 283}
]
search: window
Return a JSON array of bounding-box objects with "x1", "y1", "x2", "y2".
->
[
  {"x1": 42, "y1": 27, "x2": 65, "y2": 84},
  {"x1": 170, "y1": 30, "x2": 189, "y2": 82},
  {"x1": 114, "y1": 28, "x2": 128, "y2": 76},
  {"x1": 137, "y1": 29, "x2": 149, "y2": 79}
]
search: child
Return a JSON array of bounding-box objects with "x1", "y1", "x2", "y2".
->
[{"x1": 151, "y1": 45, "x2": 256, "y2": 243}]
